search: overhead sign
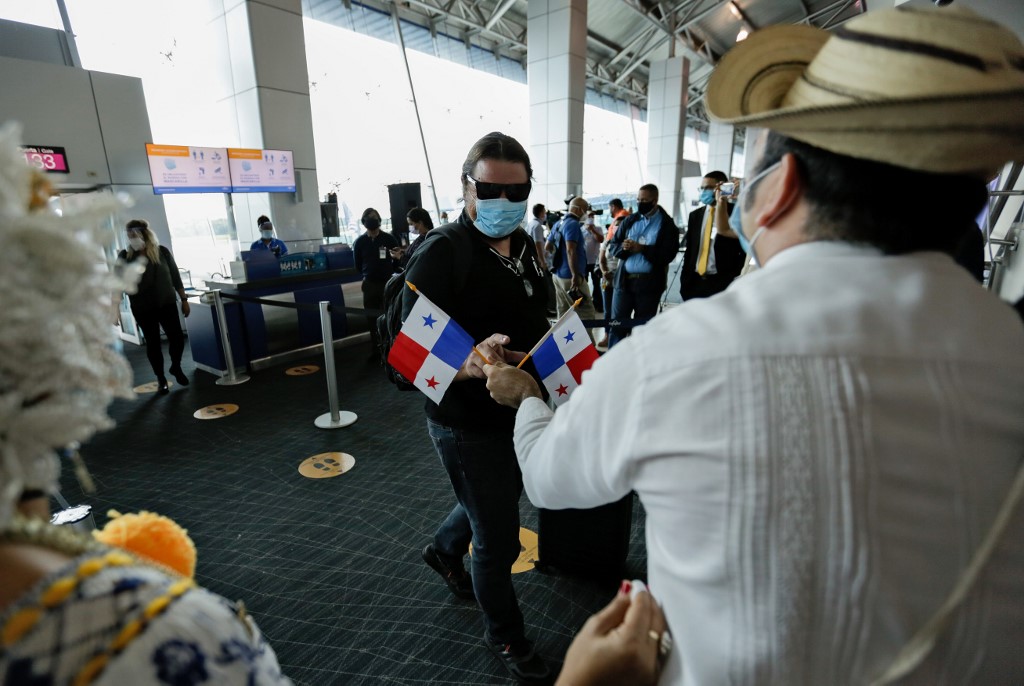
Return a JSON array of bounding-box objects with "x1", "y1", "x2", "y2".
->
[
  {"x1": 146, "y1": 144, "x2": 231, "y2": 194},
  {"x1": 21, "y1": 145, "x2": 69, "y2": 174},
  {"x1": 228, "y1": 148, "x2": 296, "y2": 193}
]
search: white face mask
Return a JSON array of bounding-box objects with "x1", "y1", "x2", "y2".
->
[
  {"x1": 128, "y1": 237, "x2": 145, "y2": 251},
  {"x1": 261, "y1": 230, "x2": 274, "y2": 239}
]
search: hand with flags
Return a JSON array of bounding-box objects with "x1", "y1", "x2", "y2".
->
[{"x1": 485, "y1": 302, "x2": 600, "y2": 409}]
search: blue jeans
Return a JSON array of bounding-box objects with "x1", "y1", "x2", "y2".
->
[
  {"x1": 427, "y1": 419, "x2": 527, "y2": 645},
  {"x1": 608, "y1": 276, "x2": 660, "y2": 348}
]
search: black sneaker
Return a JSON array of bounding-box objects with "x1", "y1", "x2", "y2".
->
[
  {"x1": 157, "y1": 378, "x2": 170, "y2": 395},
  {"x1": 421, "y1": 544, "x2": 474, "y2": 600},
  {"x1": 483, "y1": 634, "x2": 551, "y2": 684}
]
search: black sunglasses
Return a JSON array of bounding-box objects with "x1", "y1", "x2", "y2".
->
[{"x1": 466, "y1": 175, "x2": 532, "y2": 203}]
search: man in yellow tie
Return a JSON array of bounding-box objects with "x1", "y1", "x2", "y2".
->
[{"x1": 679, "y1": 171, "x2": 746, "y2": 301}]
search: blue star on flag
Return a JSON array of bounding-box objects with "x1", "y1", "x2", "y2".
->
[
  {"x1": 563, "y1": 330, "x2": 576, "y2": 344},
  {"x1": 422, "y1": 313, "x2": 437, "y2": 328}
]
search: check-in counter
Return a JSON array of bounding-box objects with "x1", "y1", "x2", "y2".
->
[{"x1": 188, "y1": 245, "x2": 363, "y2": 375}]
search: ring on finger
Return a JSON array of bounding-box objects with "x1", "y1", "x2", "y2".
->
[{"x1": 655, "y1": 630, "x2": 673, "y2": 671}]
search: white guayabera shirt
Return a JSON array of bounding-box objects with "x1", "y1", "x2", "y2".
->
[{"x1": 514, "y1": 242, "x2": 1024, "y2": 685}]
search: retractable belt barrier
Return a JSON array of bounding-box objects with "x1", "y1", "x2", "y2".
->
[
  {"x1": 218, "y1": 293, "x2": 649, "y2": 329},
  {"x1": 207, "y1": 290, "x2": 652, "y2": 428}
]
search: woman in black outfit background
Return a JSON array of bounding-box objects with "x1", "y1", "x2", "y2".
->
[{"x1": 119, "y1": 219, "x2": 190, "y2": 394}]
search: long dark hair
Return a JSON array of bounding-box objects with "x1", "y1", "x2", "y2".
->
[
  {"x1": 460, "y1": 132, "x2": 533, "y2": 189},
  {"x1": 406, "y1": 207, "x2": 433, "y2": 231}
]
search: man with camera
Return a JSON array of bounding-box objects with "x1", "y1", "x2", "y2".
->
[
  {"x1": 549, "y1": 196, "x2": 598, "y2": 339},
  {"x1": 679, "y1": 171, "x2": 746, "y2": 301}
]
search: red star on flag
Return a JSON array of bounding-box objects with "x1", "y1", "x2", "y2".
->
[
  {"x1": 425, "y1": 376, "x2": 440, "y2": 389},
  {"x1": 556, "y1": 384, "x2": 569, "y2": 396}
]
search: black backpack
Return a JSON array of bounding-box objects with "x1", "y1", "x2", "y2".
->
[
  {"x1": 549, "y1": 220, "x2": 564, "y2": 272},
  {"x1": 377, "y1": 223, "x2": 474, "y2": 390}
]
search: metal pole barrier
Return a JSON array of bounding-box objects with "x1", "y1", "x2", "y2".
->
[
  {"x1": 314, "y1": 300, "x2": 357, "y2": 429},
  {"x1": 213, "y1": 289, "x2": 250, "y2": 386}
]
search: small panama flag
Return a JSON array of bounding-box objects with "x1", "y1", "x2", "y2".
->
[
  {"x1": 529, "y1": 309, "x2": 599, "y2": 405},
  {"x1": 387, "y1": 283, "x2": 474, "y2": 404}
]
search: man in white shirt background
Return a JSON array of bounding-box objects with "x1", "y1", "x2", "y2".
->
[{"x1": 481, "y1": 6, "x2": 1024, "y2": 684}]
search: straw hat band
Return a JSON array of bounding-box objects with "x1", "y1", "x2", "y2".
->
[
  {"x1": 834, "y1": 26, "x2": 991, "y2": 72},
  {"x1": 783, "y1": 23, "x2": 1024, "y2": 109},
  {"x1": 741, "y1": 61, "x2": 811, "y2": 114}
]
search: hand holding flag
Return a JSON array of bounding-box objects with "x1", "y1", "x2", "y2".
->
[{"x1": 520, "y1": 306, "x2": 599, "y2": 406}]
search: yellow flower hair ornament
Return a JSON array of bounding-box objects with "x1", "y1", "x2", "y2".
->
[{"x1": 92, "y1": 510, "x2": 197, "y2": 578}]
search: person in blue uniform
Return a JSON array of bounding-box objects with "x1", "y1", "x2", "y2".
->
[{"x1": 250, "y1": 216, "x2": 288, "y2": 257}]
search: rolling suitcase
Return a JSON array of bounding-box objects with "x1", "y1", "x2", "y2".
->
[{"x1": 535, "y1": 493, "x2": 634, "y2": 583}]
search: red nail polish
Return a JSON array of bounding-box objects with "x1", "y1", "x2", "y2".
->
[{"x1": 619, "y1": 580, "x2": 631, "y2": 595}]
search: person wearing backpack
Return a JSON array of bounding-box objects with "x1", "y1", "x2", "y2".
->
[{"x1": 400, "y1": 132, "x2": 551, "y2": 684}]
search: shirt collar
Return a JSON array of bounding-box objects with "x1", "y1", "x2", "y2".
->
[{"x1": 764, "y1": 240, "x2": 883, "y2": 270}]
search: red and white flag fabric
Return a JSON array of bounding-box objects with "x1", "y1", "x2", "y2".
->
[
  {"x1": 387, "y1": 288, "x2": 474, "y2": 404},
  {"x1": 530, "y1": 309, "x2": 599, "y2": 405}
]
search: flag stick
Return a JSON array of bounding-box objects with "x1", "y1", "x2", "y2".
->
[
  {"x1": 515, "y1": 298, "x2": 582, "y2": 369},
  {"x1": 409, "y1": 281, "x2": 492, "y2": 365}
]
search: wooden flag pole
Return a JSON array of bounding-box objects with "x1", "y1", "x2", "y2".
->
[{"x1": 515, "y1": 298, "x2": 582, "y2": 369}]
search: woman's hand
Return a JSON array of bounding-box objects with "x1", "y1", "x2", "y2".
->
[
  {"x1": 181, "y1": 300, "x2": 191, "y2": 318},
  {"x1": 556, "y1": 583, "x2": 670, "y2": 686}
]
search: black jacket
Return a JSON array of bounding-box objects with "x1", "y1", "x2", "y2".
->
[
  {"x1": 606, "y1": 206, "x2": 680, "y2": 293},
  {"x1": 679, "y1": 204, "x2": 745, "y2": 301},
  {"x1": 119, "y1": 245, "x2": 183, "y2": 315}
]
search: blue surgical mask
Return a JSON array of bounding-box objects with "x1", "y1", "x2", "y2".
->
[
  {"x1": 729, "y1": 161, "x2": 780, "y2": 266},
  {"x1": 699, "y1": 188, "x2": 716, "y2": 206},
  {"x1": 473, "y1": 198, "x2": 527, "y2": 238}
]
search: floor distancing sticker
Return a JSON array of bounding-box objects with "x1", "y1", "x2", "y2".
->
[
  {"x1": 193, "y1": 404, "x2": 239, "y2": 420},
  {"x1": 134, "y1": 381, "x2": 173, "y2": 394},
  {"x1": 298, "y1": 452, "x2": 356, "y2": 478},
  {"x1": 470, "y1": 527, "x2": 538, "y2": 574},
  {"x1": 286, "y1": 365, "x2": 320, "y2": 376}
]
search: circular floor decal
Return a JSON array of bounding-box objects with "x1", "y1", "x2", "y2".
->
[
  {"x1": 298, "y1": 452, "x2": 356, "y2": 479},
  {"x1": 470, "y1": 527, "x2": 538, "y2": 574},
  {"x1": 134, "y1": 380, "x2": 173, "y2": 394},
  {"x1": 285, "y1": 365, "x2": 320, "y2": 376},
  {"x1": 512, "y1": 527, "x2": 539, "y2": 574},
  {"x1": 193, "y1": 403, "x2": 239, "y2": 420}
]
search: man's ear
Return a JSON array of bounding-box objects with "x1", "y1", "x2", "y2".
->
[{"x1": 752, "y1": 153, "x2": 803, "y2": 229}]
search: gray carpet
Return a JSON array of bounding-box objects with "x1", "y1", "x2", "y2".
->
[{"x1": 60, "y1": 335, "x2": 647, "y2": 685}]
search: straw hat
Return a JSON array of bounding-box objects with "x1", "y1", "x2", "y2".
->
[{"x1": 705, "y1": 6, "x2": 1024, "y2": 175}]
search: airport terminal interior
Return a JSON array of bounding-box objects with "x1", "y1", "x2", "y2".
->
[{"x1": 2, "y1": 0, "x2": 1024, "y2": 684}]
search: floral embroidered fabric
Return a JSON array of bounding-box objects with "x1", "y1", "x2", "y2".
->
[{"x1": 1, "y1": 551, "x2": 290, "y2": 685}]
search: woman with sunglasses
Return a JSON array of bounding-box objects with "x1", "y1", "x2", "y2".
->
[{"x1": 401, "y1": 132, "x2": 551, "y2": 684}]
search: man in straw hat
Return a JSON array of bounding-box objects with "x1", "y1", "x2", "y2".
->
[{"x1": 482, "y1": 5, "x2": 1024, "y2": 684}]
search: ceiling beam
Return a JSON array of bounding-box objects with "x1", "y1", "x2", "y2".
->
[{"x1": 485, "y1": 0, "x2": 518, "y2": 31}]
